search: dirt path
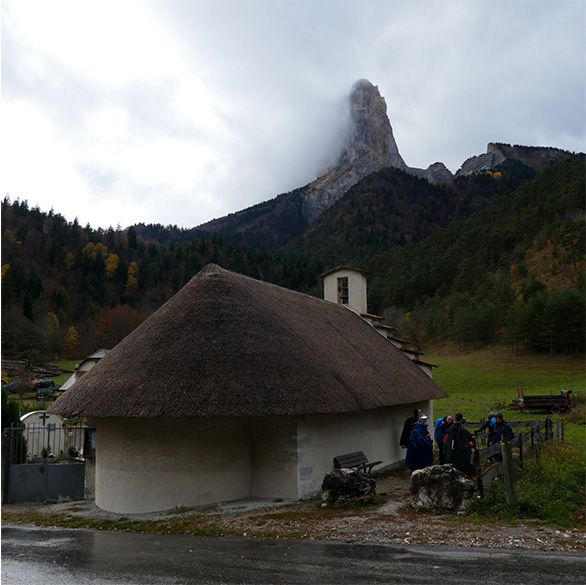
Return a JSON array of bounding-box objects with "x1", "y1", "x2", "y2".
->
[{"x1": 204, "y1": 473, "x2": 586, "y2": 551}]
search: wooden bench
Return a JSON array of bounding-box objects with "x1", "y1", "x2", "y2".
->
[{"x1": 333, "y1": 451, "x2": 382, "y2": 476}]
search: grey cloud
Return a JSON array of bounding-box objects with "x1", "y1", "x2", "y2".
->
[
  {"x1": 3, "y1": 28, "x2": 101, "y2": 134},
  {"x1": 3, "y1": 0, "x2": 585, "y2": 228}
]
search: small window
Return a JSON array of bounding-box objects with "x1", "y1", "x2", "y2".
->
[{"x1": 337, "y1": 277, "x2": 349, "y2": 304}]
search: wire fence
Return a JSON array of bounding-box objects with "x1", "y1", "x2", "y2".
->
[{"x1": 471, "y1": 417, "x2": 562, "y2": 504}]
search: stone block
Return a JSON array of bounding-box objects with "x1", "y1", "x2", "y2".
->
[
  {"x1": 409, "y1": 464, "x2": 475, "y2": 511},
  {"x1": 321, "y1": 468, "x2": 376, "y2": 506}
]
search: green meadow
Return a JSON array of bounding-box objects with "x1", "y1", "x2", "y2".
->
[
  {"x1": 426, "y1": 345, "x2": 585, "y2": 525},
  {"x1": 427, "y1": 345, "x2": 586, "y2": 453},
  {"x1": 51, "y1": 360, "x2": 79, "y2": 386}
]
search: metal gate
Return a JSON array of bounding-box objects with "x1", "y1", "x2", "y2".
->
[{"x1": 1, "y1": 424, "x2": 94, "y2": 504}]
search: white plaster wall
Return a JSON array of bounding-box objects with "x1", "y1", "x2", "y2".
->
[
  {"x1": 20, "y1": 412, "x2": 66, "y2": 459},
  {"x1": 21, "y1": 411, "x2": 64, "y2": 427},
  {"x1": 250, "y1": 417, "x2": 298, "y2": 499},
  {"x1": 94, "y1": 400, "x2": 437, "y2": 511},
  {"x1": 84, "y1": 459, "x2": 96, "y2": 499},
  {"x1": 323, "y1": 270, "x2": 367, "y2": 314},
  {"x1": 296, "y1": 402, "x2": 431, "y2": 498},
  {"x1": 95, "y1": 417, "x2": 251, "y2": 513}
]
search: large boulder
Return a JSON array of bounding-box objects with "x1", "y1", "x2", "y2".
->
[
  {"x1": 410, "y1": 464, "x2": 475, "y2": 511},
  {"x1": 321, "y1": 468, "x2": 376, "y2": 506}
]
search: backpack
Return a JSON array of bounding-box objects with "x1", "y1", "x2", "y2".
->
[{"x1": 434, "y1": 416, "x2": 446, "y2": 443}]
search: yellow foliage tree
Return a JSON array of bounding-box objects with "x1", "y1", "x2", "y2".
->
[
  {"x1": 64, "y1": 325, "x2": 80, "y2": 357},
  {"x1": 126, "y1": 261, "x2": 139, "y2": 289},
  {"x1": 83, "y1": 242, "x2": 108, "y2": 260},
  {"x1": 1, "y1": 264, "x2": 10, "y2": 278},
  {"x1": 3, "y1": 230, "x2": 21, "y2": 246},
  {"x1": 105, "y1": 253, "x2": 120, "y2": 279}
]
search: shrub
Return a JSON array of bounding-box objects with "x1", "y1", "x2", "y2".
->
[{"x1": 566, "y1": 404, "x2": 586, "y2": 426}]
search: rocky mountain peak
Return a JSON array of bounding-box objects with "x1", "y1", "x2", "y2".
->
[
  {"x1": 337, "y1": 79, "x2": 406, "y2": 169},
  {"x1": 299, "y1": 79, "x2": 454, "y2": 222},
  {"x1": 198, "y1": 79, "x2": 456, "y2": 235},
  {"x1": 457, "y1": 143, "x2": 573, "y2": 176}
]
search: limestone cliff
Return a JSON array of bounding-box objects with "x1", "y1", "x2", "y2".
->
[
  {"x1": 338, "y1": 79, "x2": 407, "y2": 169},
  {"x1": 301, "y1": 79, "x2": 453, "y2": 222}
]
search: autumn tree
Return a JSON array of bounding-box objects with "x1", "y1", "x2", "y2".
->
[
  {"x1": 64, "y1": 325, "x2": 80, "y2": 358},
  {"x1": 92, "y1": 305, "x2": 144, "y2": 349},
  {"x1": 126, "y1": 261, "x2": 139, "y2": 289},
  {"x1": 42, "y1": 312, "x2": 61, "y2": 358}
]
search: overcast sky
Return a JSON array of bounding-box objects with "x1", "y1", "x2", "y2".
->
[{"x1": 2, "y1": 0, "x2": 585, "y2": 229}]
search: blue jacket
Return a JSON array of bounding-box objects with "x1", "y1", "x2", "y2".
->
[
  {"x1": 490, "y1": 421, "x2": 514, "y2": 445},
  {"x1": 405, "y1": 423, "x2": 433, "y2": 471},
  {"x1": 434, "y1": 416, "x2": 452, "y2": 445}
]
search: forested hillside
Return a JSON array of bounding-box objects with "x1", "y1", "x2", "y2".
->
[
  {"x1": 294, "y1": 160, "x2": 534, "y2": 263},
  {"x1": 1, "y1": 200, "x2": 322, "y2": 358},
  {"x1": 196, "y1": 185, "x2": 311, "y2": 248},
  {"x1": 366, "y1": 156, "x2": 585, "y2": 353},
  {"x1": 2, "y1": 156, "x2": 583, "y2": 362}
]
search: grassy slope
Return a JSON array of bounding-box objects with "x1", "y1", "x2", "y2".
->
[
  {"x1": 52, "y1": 359, "x2": 79, "y2": 387},
  {"x1": 5, "y1": 359, "x2": 80, "y2": 414},
  {"x1": 426, "y1": 345, "x2": 586, "y2": 453}
]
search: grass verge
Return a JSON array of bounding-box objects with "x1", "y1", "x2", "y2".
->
[
  {"x1": 0, "y1": 510, "x2": 235, "y2": 537},
  {"x1": 470, "y1": 442, "x2": 585, "y2": 527}
]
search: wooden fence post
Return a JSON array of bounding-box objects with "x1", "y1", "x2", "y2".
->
[
  {"x1": 501, "y1": 440, "x2": 516, "y2": 505},
  {"x1": 474, "y1": 448, "x2": 484, "y2": 498},
  {"x1": 518, "y1": 433, "x2": 524, "y2": 468}
]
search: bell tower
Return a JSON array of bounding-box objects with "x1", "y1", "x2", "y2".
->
[{"x1": 322, "y1": 266, "x2": 368, "y2": 314}]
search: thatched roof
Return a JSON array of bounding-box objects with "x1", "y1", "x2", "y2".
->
[{"x1": 51, "y1": 264, "x2": 446, "y2": 418}]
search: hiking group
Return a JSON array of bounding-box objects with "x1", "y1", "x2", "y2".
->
[{"x1": 400, "y1": 409, "x2": 515, "y2": 478}]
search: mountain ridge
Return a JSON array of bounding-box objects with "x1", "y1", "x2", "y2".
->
[
  {"x1": 291, "y1": 159, "x2": 536, "y2": 264},
  {"x1": 192, "y1": 79, "x2": 575, "y2": 249}
]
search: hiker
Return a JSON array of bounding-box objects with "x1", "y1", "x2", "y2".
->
[
  {"x1": 434, "y1": 414, "x2": 453, "y2": 464},
  {"x1": 445, "y1": 412, "x2": 476, "y2": 477},
  {"x1": 405, "y1": 414, "x2": 433, "y2": 471},
  {"x1": 481, "y1": 412, "x2": 514, "y2": 463},
  {"x1": 491, "y1": 413, "x2": 514, "y2": 445},
  {"x1": 476, "y1": 412, "x2": 514, "y2": 446},
  {"x1": 400, "y1": 408, "x2": 422, "y2": 449},
  {"x1": 474, "y1": 412, "x2": 497, "y2": 447}
]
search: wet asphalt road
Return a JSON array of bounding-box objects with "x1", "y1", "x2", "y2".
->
[{"x1": 2, "y1": 525, "x2": 585, "y2": 585}]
